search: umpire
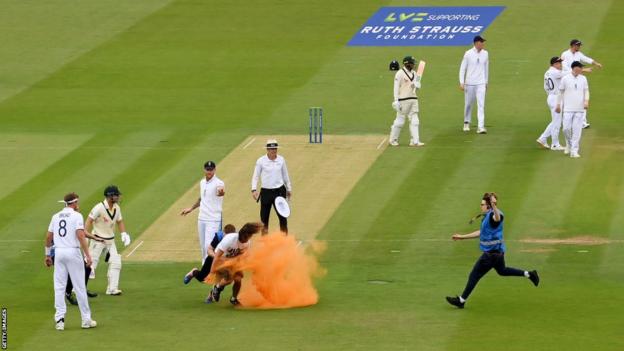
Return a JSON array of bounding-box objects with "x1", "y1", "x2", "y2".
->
[{"x1": 251, "y1": 139, "x2": 292, "y2": 234}]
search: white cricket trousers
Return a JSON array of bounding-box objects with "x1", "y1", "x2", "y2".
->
[
  {"x1": 563, "y1": 111, "x2": 584, "y2": 155},
  {"x1": 198, "y1": 220, "x2": 221, "y2": 261},
  {"x1": 54, "y1": 248, "x2": 91, "y2": 322},
  {"x1": 538, "y1": 94, "x2": 563, "y2": 147},
  {"x1": 464, "y1": 84, "x2": 486, "y2": 129},
  {"x1": 389, "y1": 99, "x2": 421, "y2": 144},
  {"x1": 89, "y1": 238, "x2": 121, "y2": 292}
]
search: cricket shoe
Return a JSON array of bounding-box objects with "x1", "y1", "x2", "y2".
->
[
  {"x1": 528, "y1": 270, "x2": 540, "y2": 287},
  {"x1": 477, "y1": 128, "x2": 487, "y2": 134},
  {"x1": 230, "y1": 297, "x2": 240, "y2": 306},
  {"x1": 81, "y1": 320, "x2": 97, "y2": 329},
  {"x1": 536, "y1": 139, "x2": 549, "y2": 149},
  {"x1": 183, "y1": 268, "x2": 198, "y2": 285},
  {"x1": 65, "y1": 292, "x2": 78, "y2": 306},
  {"x1": 409, "y1": 142, "x2": 425, "y2": 147},
  {"x1": 446, "y1": 296, "x2": 465, "y2": 309},
  {"x1": 463, "y1": 123, "x2": 470, "y2": 132},
  {"x1": 550, "y1": 145, "x2": 565, "y2": 151},
  {"x1": 205, "y1": 294, "x2": 214, "y2": 304},
  {"x1": 564, "y1": 146, "x2": 570, "y2": 155},
  {"x1": 87, "y1": 290, "x2": 98, "y2": 298},
  {"x1": 582, "y1": 123, "x2": 590, "y2": 129},
  {"x1": 570, "y1": 153, "x2": 581, "y2": 158},
  {"x1": 389, "y1": 140, "x2": 399, "y2": 146},
  {"x1": 106, "y1": 289, "x2": 123, "y2": 296},
  {"x1": 55, "y1": 318, "x2": 65, "y2": 331}
]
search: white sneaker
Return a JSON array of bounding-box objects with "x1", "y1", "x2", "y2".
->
[
  {"x1": 389, "y1": 140, "x2": 399, "y2": 146},
  {"x1": 477, "y1": 128, "x2": 487, "y2": 134},
  {"x1": 409, "y1": 142, "x2": 425, "y2": 147},
  {"x1": 582, "y1": 123, "x2": 590, "y2": 129},
  {"x1": 463, "y1": 123, "x2": 470, "y2": 132},
  {"x1": 570, "y1": 153, "x2": 581, "y2": 158},
  {"x1": 564, "y1": 146, "x2": 570, "y2": 155},
  {"x1": 82, "y1": 320, "x2": 97, "y2": 329},
  {"x1": 89, "y1": 270, "x2": 95, "y2": 279},
  {"x1": 550, "y1": 145, "x2": 565, "y2": 151},
  {"x1": 536, "y1": 139, "x2": 549, "y2": 149},
  {"x1": 106, "y1": 289, "x2": 123, "y2": 296},
  {"x1": 55, "y1": 318, "x2": 65, "y2": 331}
]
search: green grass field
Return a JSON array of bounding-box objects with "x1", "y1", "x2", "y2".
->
[{"x1": 1, "y1": 0, "x2": 623, "y2": 350}]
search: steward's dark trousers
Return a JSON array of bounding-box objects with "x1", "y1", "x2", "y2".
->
[
  {"x1": 260, "y1": 186, "x2": 288, "y2": 233},
  {"x1": 66, "y1": 263, "x2": 91, "y2": 295},
  {"x1": 193, "y1": 256, "x2": 214, "y2": 282},
  {"x1": 461, "y1": 251, "x2": 525, "y2": 299}
]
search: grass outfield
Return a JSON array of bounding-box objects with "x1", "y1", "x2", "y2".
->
[{"x1": 1, "y1": 0, "x2": 623, "y2": 350}]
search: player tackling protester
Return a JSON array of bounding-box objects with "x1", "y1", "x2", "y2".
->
[
  {"x1": 180, "y1": 160, "x2": 225, "y2": 261},
  {"x1": 182, "y1": 224, "x2": 236, "y2": 297},
  {"x1": 205, "y1": 222, "x2": 263, "y2": 305},
  {"x1": 446, "y1": 192, "x2": 539, "y2": 309},
  {"x1": 86, "y1": 185, "x2": 131, "y2": 295},
  {"x1": 251, "y1": 139, "x2": 292, "y2": 234},
  {"x1": 45, "y1": 192, "x2": 97, "y2": 330}
]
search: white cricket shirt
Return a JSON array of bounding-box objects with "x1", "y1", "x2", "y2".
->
[
  {"x1": 88, "y1": 200, "x2": 123, "y2": 239},
  {"x1": 394, "y1": 68, "x2": 418, "y2": 100},
  {"x1": 215, "y1": 233, "x2": 250, "y2": 258},
  {"x1": 198, "y1": 175, "x2": 225, "y2": 222},
  {"x1": 251, "y1": 155, "x2": 292, "y2": 191},
  {"x1": 559, "y1": 74, "x2": 589, "y2": 112},
  {"x1": 48, "y1": 207, "x2": 84, "y2": 248},
  {"x1": 544, "y1": 67, "x2": 563, "y2": 95},
  {"x1": 561, "y1": 49, "x2": 594, "y2": 73},
  {"x1": 459, "y1": 47, "x2": 489, "y2": 85}
]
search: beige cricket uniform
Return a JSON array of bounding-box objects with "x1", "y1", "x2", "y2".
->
[
  {"x1": 389, "y1": 67, "x2": 422, "y2": 145},
  {"x1": 88, "y1": 200, "x2": 123, "y2": 292}
]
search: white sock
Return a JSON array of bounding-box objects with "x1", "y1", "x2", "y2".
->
[
  {"x1": 524, "y1": 271, "x2": 529, "y2": 277},
  {"x1": 459, "y1": 296, "x2": 466, "y2": 303}
]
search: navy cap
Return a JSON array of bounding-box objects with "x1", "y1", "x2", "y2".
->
[
  {"x1": 550, "y1": 56, "x2": 563, "y2": 65},
  {"x1": 204, "y1": 161, "x2": 216, "y2": 170},
  {"x1": 402, "y1": 56, "x2": 416, "y2": 64},
  {"x1": 571, "y1": 61, "x2": 584, "y2": 69},
  {"x1": 570, "y1": 39, "x2": 582, "y2": 46},
  {"x1": 473, "y1": 35, "x2": 486, "y2": 43}
]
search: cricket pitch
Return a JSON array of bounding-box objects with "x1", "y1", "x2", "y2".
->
[{"x1": 125, "y1": 134, "x2": 387, "y2": 262}]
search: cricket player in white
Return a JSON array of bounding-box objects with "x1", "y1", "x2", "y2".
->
[
  {"x1": 206, "y1": 222, "x2": 263, "y2": 305},
  {"x1": 45, "y1": 193, "x2": 96, "y2": 330},
  {"x1": 536, "y1": 57, "x2": 566, "y2": 151},
  {"x1": 389, "y1": 55, "x2": 424, "y2": 147},
  {"x1": 557, "y1": 61, "x2": 589, "y2": 158},
  {"x1": 86, "y1": 185, "x2": 131, "y2": 295},
  {"x1": 561, "y1": 39, "x2": 602, "y2": 129},
  {"x1": 181, "y1": 160, "x2": 225, "y2": 261},
  {"x1": 459, "y1": 35, "x2": 489, "y2": 134}
]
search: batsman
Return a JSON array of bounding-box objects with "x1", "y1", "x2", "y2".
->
[
  {"x1": 86, "y1": 185, "x2": 131, "y2": 295},
  {"x1": 388, "y1": 55, "x2": 425, "y2": 147}
]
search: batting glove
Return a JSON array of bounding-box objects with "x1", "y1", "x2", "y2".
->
[
  {"x1": 412, "y1": 81, "x2": 421, "y2": 89},
  {"x1": 121, "y1": 232, "x2": 131, "y2": 247},
  {"x1": 391, "y1": 101, "x2": 401, "y2": 112}
]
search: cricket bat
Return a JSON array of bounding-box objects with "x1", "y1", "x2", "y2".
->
[{"x1": 415, "y1": 60, "x2": 426, "y2": 82}]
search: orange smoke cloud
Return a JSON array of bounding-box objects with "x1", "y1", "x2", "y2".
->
[{"x1": 227, "y1": 232, "x2": 326, "y2": 309}]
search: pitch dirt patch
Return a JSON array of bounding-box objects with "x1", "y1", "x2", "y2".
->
[{"x1": 125, "y1": 134, "x2": 387, "y2": 262}]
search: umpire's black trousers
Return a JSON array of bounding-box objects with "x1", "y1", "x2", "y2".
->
[
  {"x1": 461, "y1": 251, "x2": 525, "y2": 299},
  {"x1": 260, "y1": 186, "x2": 288, "y2": 233}
]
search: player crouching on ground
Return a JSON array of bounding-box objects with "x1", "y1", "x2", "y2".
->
[{"x1": 205, "y1": 222, "x2": 263, "y2": 305}]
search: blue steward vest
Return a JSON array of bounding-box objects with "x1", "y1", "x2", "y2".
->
[{"x1": 479, "y1": 210, "x2": 505, "y2": 252}]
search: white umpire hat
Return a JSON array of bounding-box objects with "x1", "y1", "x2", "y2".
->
[{"x1": 266, "y1": 139, "x2": 279, "y2": 149}]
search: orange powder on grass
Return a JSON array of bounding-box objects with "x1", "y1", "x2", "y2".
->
[{"x1": 235, "y1": 232, "x2": 326, "y2": 309}]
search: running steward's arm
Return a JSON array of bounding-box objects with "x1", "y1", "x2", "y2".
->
[{"x1": 452, "y1": 230, "x2": 480, "y2": 240}]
